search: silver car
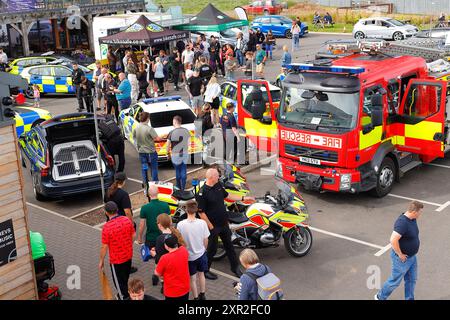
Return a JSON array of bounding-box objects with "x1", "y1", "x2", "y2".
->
[{"x1": 353, "y1": 17, "x2": 418, "y2": 41}]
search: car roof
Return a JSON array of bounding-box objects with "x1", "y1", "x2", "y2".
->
[
  {"x1": 360, "y1": 17, "x2": 394, "y2": 21},
  {"x1": 223, "y1": 81, "x2": 281, "y2": 91},
  {"x1": 137, "y1": 97, "x2": 193, "y2": 114},
  {"x1": 40, "y1": 113, "x2": 101, "y2": 129}
]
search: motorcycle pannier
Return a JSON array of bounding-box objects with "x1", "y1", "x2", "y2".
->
[{"x1": 246, "y1": 266, "x2": 284, "y2": 300}]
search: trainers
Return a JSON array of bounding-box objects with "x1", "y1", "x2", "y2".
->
[
  {"x1": 204, "y1": 271, "x2": 218, "y2": 280},
  {"x1": 374, "y1": 293, "x2": 380, "y2": 300},
  {"x1": 198, "y1": 292, "x2": 206, "y2": 300},
  {"x1": 152, "y1": 275, "x2": 159, "y2": 286},
  {"x1": 130, "y1": 266, "x2": 138, "y2": 274}
]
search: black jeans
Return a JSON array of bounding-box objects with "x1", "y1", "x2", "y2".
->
[
  {"x1": 106, "y1": 136, "x2": 125, "y2": 172},
  {"x1": 106, "y1": 97, "x2": 119, "y2": 122},
  {"x1": 83, "y1": 95, "x2": 93, "y2": 113},
  {"x1": 172, "y1": 72, "x2": 180, "y2": 89},
  {"x1": 110, "y1": 259, "x2": 132, "y2": 300},
  {"x1": 206, "y1": 224, "x2": 239, "y2": 273},
  {"x1": 75, "y1": 85, "x2": 84, "y2": 110}
]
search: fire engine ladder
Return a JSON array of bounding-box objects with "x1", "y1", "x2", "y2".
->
[{"x1": 378, "y1": 40, "x2": 448, "y2": 62}]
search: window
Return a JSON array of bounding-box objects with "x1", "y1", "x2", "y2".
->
[
  {"x1": 133, "y1": 105, "x2": 143, "y2": 122},
  {"x1": 387, "y1": 80, "x2": 400, "y2": 113},
  {"x1": 149, "y1": 109, "x2": 196, "y2": 128},
  {"x1": 380, "y1": 20, "x2": 391, "y2": 27},
  {"x1": 221, "y1": 84, "x2": 229, "y2": 96},
  {"x1": 225, "y1": 85, "x2": 237, "y2": 100},
  {"x1": 361, "y1": 86, "x2": 383, "y2": 125},
  {"x1": 53, "y1": 67, "x2": 71, "y2": 77},
  {"x1": 403, "y1": 83, "x2": 441, "y2": 118},
  {"x1": 29, "y1": 67, "x2": 51, "y2": 76},
  {"x1": 260, "y1": 18, "x2": 271, "y2": 24}
]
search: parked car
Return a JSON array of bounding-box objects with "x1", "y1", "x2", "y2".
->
[
  {"x1": 191, "y1": 28, "x2": 248, "y2": 47},
  {"x1": 19, "y1": 113, "x2": 116, "y2": 201},
  {"x1": 251, "y1": 15, "x2": 308, "y2": 38},
  {"x1": 9, "y1": 56, "x2": 57, "y2": 75},
  {"x1": 19, "y1": 63, "x2": 93, "y2": 98},
  {"x1": 243, "y1": 0, "x2": 283, "y2": 15},
  {"x1": 353, "y1": 17, "x2": 418, "y2": 41},
  {"x1": 118, "y1": 96, "x2": 203, "y2": 162},
  {"x1": 13, "y1": 106, "x2": 52, "y2": 137}
]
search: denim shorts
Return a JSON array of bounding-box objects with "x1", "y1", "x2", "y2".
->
[{"x1": 188, "y1": 252, "x2": 208, "y2": 276}]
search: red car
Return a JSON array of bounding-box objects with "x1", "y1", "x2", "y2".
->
[{"x1": 243, "y1": 0, "x2": 283, "y2": 15}]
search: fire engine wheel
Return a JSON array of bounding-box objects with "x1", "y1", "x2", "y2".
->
[
  {"x1": 393, "y1": 32, "x2": 404, "y2": 41},
  {"x1": 284, "y1": 227, "x2": 313, "y2": 257},
  {"x1": 354, "y1": 31, "x2": 365, "y2": 40},
  {"x1": 371, "y1": 157, "x2": 396, "y2": 198}
]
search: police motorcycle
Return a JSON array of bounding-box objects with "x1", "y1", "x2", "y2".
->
[
  {"x1": 153, "y1": 162, "x2": 250, "y2": 224},
  {"x1": 214, "y1": 179, "x2": 312, "y2": 260}
]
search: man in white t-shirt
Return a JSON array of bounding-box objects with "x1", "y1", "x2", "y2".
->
[
  {"x1": 182, "y1": 46, "x2": 195, "y2": 66},
  {"x1": 177, "y1": 201, "x2": 210, "y2": 300},
  {"x1": 0, "y1": 47, "x2": 8, "y2": 64}
]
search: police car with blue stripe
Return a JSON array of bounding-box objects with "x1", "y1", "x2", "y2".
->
[
  {"x1": 19, "y1": 63, "x2": 94, "y2": 98},
  {"x1": 13, "y1": 106, "x2": 52, "y2": 137}
]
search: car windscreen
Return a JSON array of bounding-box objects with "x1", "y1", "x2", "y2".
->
[
  {"x1": 279, "y1": 17, "x2": 292, "y2": 24},
  {"x1": 149, "y1": 109, "x2": 196, "y2": 128},
  {"x1": 386, "y1": 19, "x2": 405, "y2": 26}
]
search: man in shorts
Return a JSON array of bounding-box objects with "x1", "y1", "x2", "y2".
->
[
  {"x1": 255, "y1": 44, "x2": 267, "y2": 79},
  {"x1": 186, "y1": 69, "x2": 204, "y2": 116},
  {"x1": 177, "y1": 201, "x2": 210, "y2": 300}
]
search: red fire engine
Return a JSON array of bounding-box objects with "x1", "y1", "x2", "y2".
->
[{"x1": 237, "y1": 42, "x2": 450, "y2": 197}]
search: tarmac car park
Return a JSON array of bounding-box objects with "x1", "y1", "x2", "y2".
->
[
  {"x1": 118, "y1": 96, "x2": 203, "y2": 162},
  {"x1": 19, "y1": 113, "x2": 116, "y2": 201}
]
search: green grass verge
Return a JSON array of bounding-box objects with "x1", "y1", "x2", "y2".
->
[{"x1": 157, "y1": 0, "x2": 250, "y2": 14}]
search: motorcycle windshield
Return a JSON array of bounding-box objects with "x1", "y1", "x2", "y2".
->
[{"x1": 275, "y1": 179, "x2": 295, "y2": 204}]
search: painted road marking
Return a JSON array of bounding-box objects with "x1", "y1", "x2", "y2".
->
[
  {"x1": 436, "y1": 201, "x2": 450, "y2": 212},
  {"x1": 387, "y1": 193, "x2": 446, "y2": 211},
  {"x1": 309, "y1": 226, "x2": 384, "y2": 250},
  {"x1": 427, "y1": 163, "x2": 450, "y2": 169},
  {"x1": 374, "y1": 244, "x2": 392, "y2": 257}
]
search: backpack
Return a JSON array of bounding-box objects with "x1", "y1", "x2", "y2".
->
[
  {"x1": 245, "y1": 265, "x2": 284, "y2": 300},
  {"x1": 99, "y1": 114, "x2": 121, "y2": 140}
]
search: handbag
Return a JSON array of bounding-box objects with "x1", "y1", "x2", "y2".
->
[{"x1": 140, "y1": 244, "x2": 151, "y2": 262}]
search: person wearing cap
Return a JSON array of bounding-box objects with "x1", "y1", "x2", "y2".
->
[
  {"x1": 99, "y1": 201, "x2": 135, "y2": 300},
  {"x1": 154, "y1": 234, "x2": 190, "y2": 300}
]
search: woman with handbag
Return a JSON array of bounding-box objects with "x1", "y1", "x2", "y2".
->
[{"x1": 264, "y1": 30, "x2": 276, "y2": 60}]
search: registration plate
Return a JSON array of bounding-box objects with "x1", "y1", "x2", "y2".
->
[{"x1": 300, "y1": 157, "x2": 321, "y2": 165}]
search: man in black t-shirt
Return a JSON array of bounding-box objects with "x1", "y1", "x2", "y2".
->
[
  {"x1": 186, "y1": 70, "x2": 204, "y2": 116},
  {"x1": 198, "y1": 57, "x2": 213, "y2": 86},
  {"x1": 196, "y1": 168, "x2": 254, "y2": 280},
  {"x1": 376, "y1": 201, "x2": 423, "y2": 300}
]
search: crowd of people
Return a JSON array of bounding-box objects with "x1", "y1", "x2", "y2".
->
[{"x1": 99, "y1": 167, "x2": 273, "y2": 301}]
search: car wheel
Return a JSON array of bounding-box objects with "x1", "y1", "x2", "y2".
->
[
  {"x1": 25, "y1": 85, "x2": 34, "y2": 99},
  {"x1": 32, "y1": 175, "x2": 47, "y2": 201},
  {"x1": 354, "y1": 31, "x2": 365, "y2": 40},
  {"x1": 285, "y1": 30, "x2": 292, "y2": 39},
  {"x1": 393, "y1": 31, "x2": 404, "y2": 41}
]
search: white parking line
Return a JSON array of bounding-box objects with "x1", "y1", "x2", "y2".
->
[
  {"x1": 436, "y1": 201, "x2": 450, "y2": 212},
  {"x1": 387, "y1": 194, "x2": 442, "y2": 208},
  {"x1": 427, "y1": 163, "x2": 450, "y2": 169},
  {"x1": 374, "y1": 244, "x2": 392, "y2": 257},
  {"x1": 309, "y1": 226, "x2": 384, "y2": 250}
]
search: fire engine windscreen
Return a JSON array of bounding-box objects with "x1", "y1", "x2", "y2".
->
[{"x1": 279, "y1": 87, "x2": 359, "y2": 130}]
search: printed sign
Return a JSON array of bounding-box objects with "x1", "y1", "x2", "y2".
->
[
  {"x1": 146, "y1": 23, "x2": 163, "y2": 33},
  {"x1": 0, "y1": 219, "x2": 17, "y2": 267},
  {"x1": 280, "y1": 130, "x2": 342, "y2": 149},
  {"x1": 126, "y1": 23, "x2": 144, "y2": 33}
]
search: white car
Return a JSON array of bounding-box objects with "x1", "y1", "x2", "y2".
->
[
  {"x1": 118, "y1": 96, "x2": 203, "y2": 162},
  {"x1": 353, "y1": 17, "x2": 418, "y2": 41}
]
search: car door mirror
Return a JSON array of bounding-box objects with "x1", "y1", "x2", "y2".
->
[{"x1": 260, "y1": 115, "x2": 272, "y2": 125}]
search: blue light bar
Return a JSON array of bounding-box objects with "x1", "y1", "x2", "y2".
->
[
  {"x1": 287, "y1": 63, "x2": 365, "y2": 75},
  {"x1": 142, "y1": 96, "x2": 182, "y2": 104}
]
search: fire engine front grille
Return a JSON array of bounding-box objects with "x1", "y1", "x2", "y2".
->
[
  {"x1": 52, "y1": 140, "x2": 103, "y2": 181},
  {"x1": 285, "y1": 144, "x2": 339, "y2": 162}
]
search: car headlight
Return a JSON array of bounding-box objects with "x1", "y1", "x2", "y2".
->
[
  {"x1": 340, "y1": 174, "x2": 352, "y2": 190},
  {"x1": 407, "y1": 29, "x2": 416, "y2": 33}
]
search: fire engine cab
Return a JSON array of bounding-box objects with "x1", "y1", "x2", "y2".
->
[{"x1": 241, "y1": 42, "x2": 450, "y2": 197}]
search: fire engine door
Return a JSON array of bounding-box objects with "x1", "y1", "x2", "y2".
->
[
  {"x1": 237, "y1": 80, "x2": 277, "y2": 151},
  {"x1": 397, "y1": 79, "x2": 447, "y2": 158}
]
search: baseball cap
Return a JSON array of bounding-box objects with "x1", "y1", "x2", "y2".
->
[
  {"x1": 104, "y1": 201, "x2": 118, "y2": 214},
  {"x1": 114, "y1": 172, "x2": 127, "y2": 181},
  {"x1": 164, "y1": 234, "x2": 179, "y2": 249}
]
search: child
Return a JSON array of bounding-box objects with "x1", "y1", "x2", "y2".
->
[{"x1": 33, "y1": 85, "x2": 40, "y2": 108}]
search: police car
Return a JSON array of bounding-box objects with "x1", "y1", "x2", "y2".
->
[
  {"x1": 19, "y1": 63, "x2": 93, "y2": 98},
  {"x1": 9, "y1": 56, "x2": 58, "y2": 75},
  {"x1": 19, "y1": 113, "x2": 115, "y2": 201},
  {"x1": 119, "y1": 96, "x2": 203, "y2": 162},
  {"x1": 13, "y1": 106, "x2": 52, "y2": 137},
  {"x1": 219, "y1": 81, "x2": 282, "y2": 120}
]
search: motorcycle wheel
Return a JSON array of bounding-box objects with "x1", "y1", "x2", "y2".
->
[
  {"x1": 284, "y1": 227, "x2": 312, "y2": 257},
  {"x1": 213, "y1": 242, "x2": 227, "y2": 261}
]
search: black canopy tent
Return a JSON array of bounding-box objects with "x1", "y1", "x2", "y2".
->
[
  {"x1": 174, "y1": 3, "x2": 249, "y2": 32},
  {"x1": 99, "y1": 15, "x2": 189, "y2": 47}
]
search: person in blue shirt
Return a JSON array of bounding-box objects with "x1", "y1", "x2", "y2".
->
[
  {"x1": 113, "y1": 72, "x2": 132, "y2": 110},
  {"x1": 281, "y1": 45, "x2": 292, "y2": 68},
  {"x1": 375, "y1": 201, "x2": 423, "y2": 301}
]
